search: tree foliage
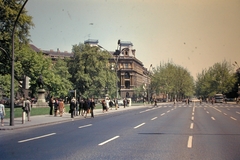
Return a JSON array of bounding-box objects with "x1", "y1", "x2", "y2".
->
[
  {"x1": 195, "y1": 60, "x2": 237, "y2": 97},
  {"x1": 151, "y1": 62, "x2": 195, "y2": 99},
  {"x1": 0, "y1": 0, "x2": 34, "y2": 75},
  {"x1": 68, "y1": 44, "x2": 117, "y2": 99}
]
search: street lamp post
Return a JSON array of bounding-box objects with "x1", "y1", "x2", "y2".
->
[
  {"x1": 10, "y1": 0, "x2": 28, "y2": 126},
  {"x1": 147, "y1": 64, "x2": 152, "y2": 104},
  {"x1": 98, "y1": 40, "x2": 121, "y2": 99}
]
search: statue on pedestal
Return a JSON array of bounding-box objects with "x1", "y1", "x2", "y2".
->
[{"x1": 37, "y1": 74, "x2": 44, "y2": 89}]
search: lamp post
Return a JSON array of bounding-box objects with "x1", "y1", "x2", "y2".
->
[
  {"x1": 10, "y1": 0, "x2": 28, "y2": 126},
  {"x1": 98, "y1": 40, "x2": 121, "y2": 99},
  {"x1": 147, "y1": 64, "x2": 152, "y2": 104}
]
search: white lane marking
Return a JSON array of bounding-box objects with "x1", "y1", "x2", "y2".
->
[
  {"x1": 224, "y1": 113, "x2": 227, "y2": 115},
  {"x1": 187, "y1": 136, "x2": 193, "y2": 148},
  {"x1": 18, "y1": 133, "x2": 56, "y2": 143},
  {"x1": 230, "y1": 117, "x2": 237, "y2": 121},
  {"x1": 190, "y1": 123, "x2": 194, "y2": 129},
  {"x1": 167, "y1": 110, "x2": 170, "y2": 113},
  {"x1": 79, "y1": 124, "x2": 92, "y2": 129},
  {"x1": 236, "y1": 112, "x2": 240, "y2": 114},
  {"x1": 98, "y1": 136, "x2": 120, "y2": 146},
  {"x1": 134, "y1": 123, "x2": 145, "y2": 129},
  {"x1": 211, "y1": 117, "x2": 215, "y2": 120},
  {"x1": 206, "y1": 111, "x2": 209, "y2": 114},
  {"x1": 151, "y1": 117, "x2": 157, "y2": 120},
  {"x1": 161, "y1": 113, "x2": 165, "y2": 116},
  {"x1": 191, "y1": 116, "x2": 194, "y2": 120},
  {"x1": 192, "y1": 107, "x2": 195, "y2": 113},
  {"x1": 192, "y1": 113, "x2": 194, "y2": 116}
]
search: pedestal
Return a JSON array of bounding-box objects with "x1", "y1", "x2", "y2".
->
[{"x1": 33, "y1": 89, "x2": 48, "y2": 108}]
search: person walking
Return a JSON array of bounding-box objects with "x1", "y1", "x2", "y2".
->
[
  {"x1": 83, "y1": 98, "x2": 89, "y2": 118},
  {"x1": 0, "y1": 100, "x2": 6, "y2": 126},
  {"x1": 54, "y1": 98, "x2": 59, "y2": 117},
  {"x1": 48, "y1": 97, "x2": 54, "y2": 115},
  {"x1": 79, "y1": 99, "x2": 84, "y2": 116},
  {"x1": 58, "y1": 99, "x2": 64, "y2": 117},
  {"x1": 109, "y1": 99, "x2": 114, "y2": 110},
  {"x1": 75, "y1": 99, "x2": 79, "y2": 116},
  {"x1": 123, "y1": 98, "x2": 126, "y2": 108},
  {"x1": 90, "y1": 98, "x2": 95, "y2": 118},
  {"x1": 23, "y1": 97, "x2": 31, "y2": 121},
  {"x1": 70, "y1": 98, "x2": 76, "y2": 119},
  {"x1": 114, "y1": 98, "x2": 118, "y2": 110}
]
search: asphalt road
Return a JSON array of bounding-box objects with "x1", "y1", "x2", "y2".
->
[{"x1": 1, "y1": 102, "x2": 240, "y2": 160}]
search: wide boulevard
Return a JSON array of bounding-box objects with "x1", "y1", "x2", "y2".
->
[{"x1": 1, "y1": 102, "x2": 240, "y2": 160}]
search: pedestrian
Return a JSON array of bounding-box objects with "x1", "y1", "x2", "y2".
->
[
  {"x1": 70, "y1": 97, "x2": 76, "y2": 119},
  {"x1": 48, "y1": 97, "x2": 53, "y2": 115},
  {"x1": 58, "y1": 99, "x2": 64, "y2": 117},
  {"x1": 79, "y1": 99, "x2": 84, "y2": 116},
  {"x1": 0, "y1": 100, "x2": 6, "y2": 126},
  {"x1": 105, "y1": 98, "x2": 110, "y2": 111},
  {"x1": 115, "y1": 98, "x2": 118, "y2": 110},
  {"x1": 102, "y1": 99, "x2": 107, "y2": 112},
  {"x1": 123, "y1": 98, "x2": 126, "y2": 108},
  {"x1": 109, "y1": 99, "x2": 114, "y2": 110},
  {"x1": 23, "y1": 97, "x2": 31, "y2": 121},
  {"x1": 154, "y1": 99, "x2": 157, "y2": 107},
  {"x1": 54, "y1": 98, "x2": 59, "y2": 117},
  {"x1": 127, "y1": 99, "x2": 130, "y2": 107},
  {"x1": 83, "y1": 98, "x2": 89, "y2": 118},
  {"x1": 75, "y1": 99, "x2": 79, "y2": 116},
  {"x1": 90, "y1": 98, "x2": 95, "y2": 118}
]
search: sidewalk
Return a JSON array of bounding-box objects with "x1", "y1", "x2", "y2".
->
[{"x1": 0, "y1": 105, "x2": 148, "y2": 130}]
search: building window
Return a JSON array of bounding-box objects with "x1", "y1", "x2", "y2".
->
[
  {"x1": 125, "y1": 72, "x2": 130, "y2": 79},
  {"x1": 125, "y1": 81, "x2": 130, "y2": 89},
  {"x1": 124, "y1": 63, "x2": 129, "y2": 69}
]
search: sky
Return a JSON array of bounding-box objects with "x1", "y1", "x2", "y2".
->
[{"x1": 25, "y1": 0, "x2": 240, "y2": 79}]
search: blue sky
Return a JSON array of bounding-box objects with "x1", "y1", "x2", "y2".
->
[{"x1": 26, "y1": 0, "x2": 240, "y2": 79}]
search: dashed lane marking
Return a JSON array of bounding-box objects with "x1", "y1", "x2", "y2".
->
[
  {"x1": 78, "y1": 124, "x2": 92, "y2": 129},
  {"x1": 187, "y1": 136, "x2": 193, "y2": 148},
  {"x1": 18, "y1": 133, "x2": 56, "y2": 143},
  {"x1": 98, "y1": 136, "x2": 120, "y2": 146},
  {"x1": 151, "y1": 117, "x2": 157, "y2": 120},
  {"x1": 161, "y1": 113, "x2": 165, "y2": 116},
  {"x1": 211, "y1": 117, "x2": 215, "y2": 120},
  {"x1": 230, "y1": 117, "x2": 237, "y2": 121},
  {"x1": 190, "y1": 123, "x2": 194, "y2": 129},
  {"x1": 134, "y1": 123, "x2": 145, "y2": 129}
]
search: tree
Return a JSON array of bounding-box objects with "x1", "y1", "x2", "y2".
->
[
  {"x1": 151, "y1": 62, "x2": 195, "y2": 100},
  {"x1": 0, "y1": 0, "x2": 34, "y2": 75},
  {"x1": 68, "y1": 44, "x2": 117, "y2": 99},
  {"x1": 195, "y1": 60, "x2": 237, "y2": 97}
]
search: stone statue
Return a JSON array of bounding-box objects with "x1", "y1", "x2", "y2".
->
[{"x1": 37, "y1": 74, "x2": 44, "y2": 89}]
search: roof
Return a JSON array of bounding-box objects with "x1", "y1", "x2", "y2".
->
[
  {"x1": 84, "y1": 39, "x2": 99, "y2": 44},
  {"x1": 120, "y1": 41, "x2": 133, "y2": 46}
]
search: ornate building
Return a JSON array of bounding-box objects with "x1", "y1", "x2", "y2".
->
[{"x1": 30, "y1": 40, "x2": 149, "y2": 99}]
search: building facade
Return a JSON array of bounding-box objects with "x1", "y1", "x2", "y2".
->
[{"x1": 30, "y1": 40, "x2": 149, "y2": 99}]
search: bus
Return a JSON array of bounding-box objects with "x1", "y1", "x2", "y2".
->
[{"x1": 214, "y1": 94, "x2": 224, "y2": 103}]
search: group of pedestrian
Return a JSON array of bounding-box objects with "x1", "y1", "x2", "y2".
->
[
  {"x1": 70, "y1": 97, "x2": 95, "y2": 119},
  {"x1": 48, "y1": 97, "x2": 95, "y2": 119},
  {"x1": 48, "y1": 97, "x2": 65, "y2": 117},
  {"x1": 101, "y1": 98, "x2": 119, "y2": 112}
]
